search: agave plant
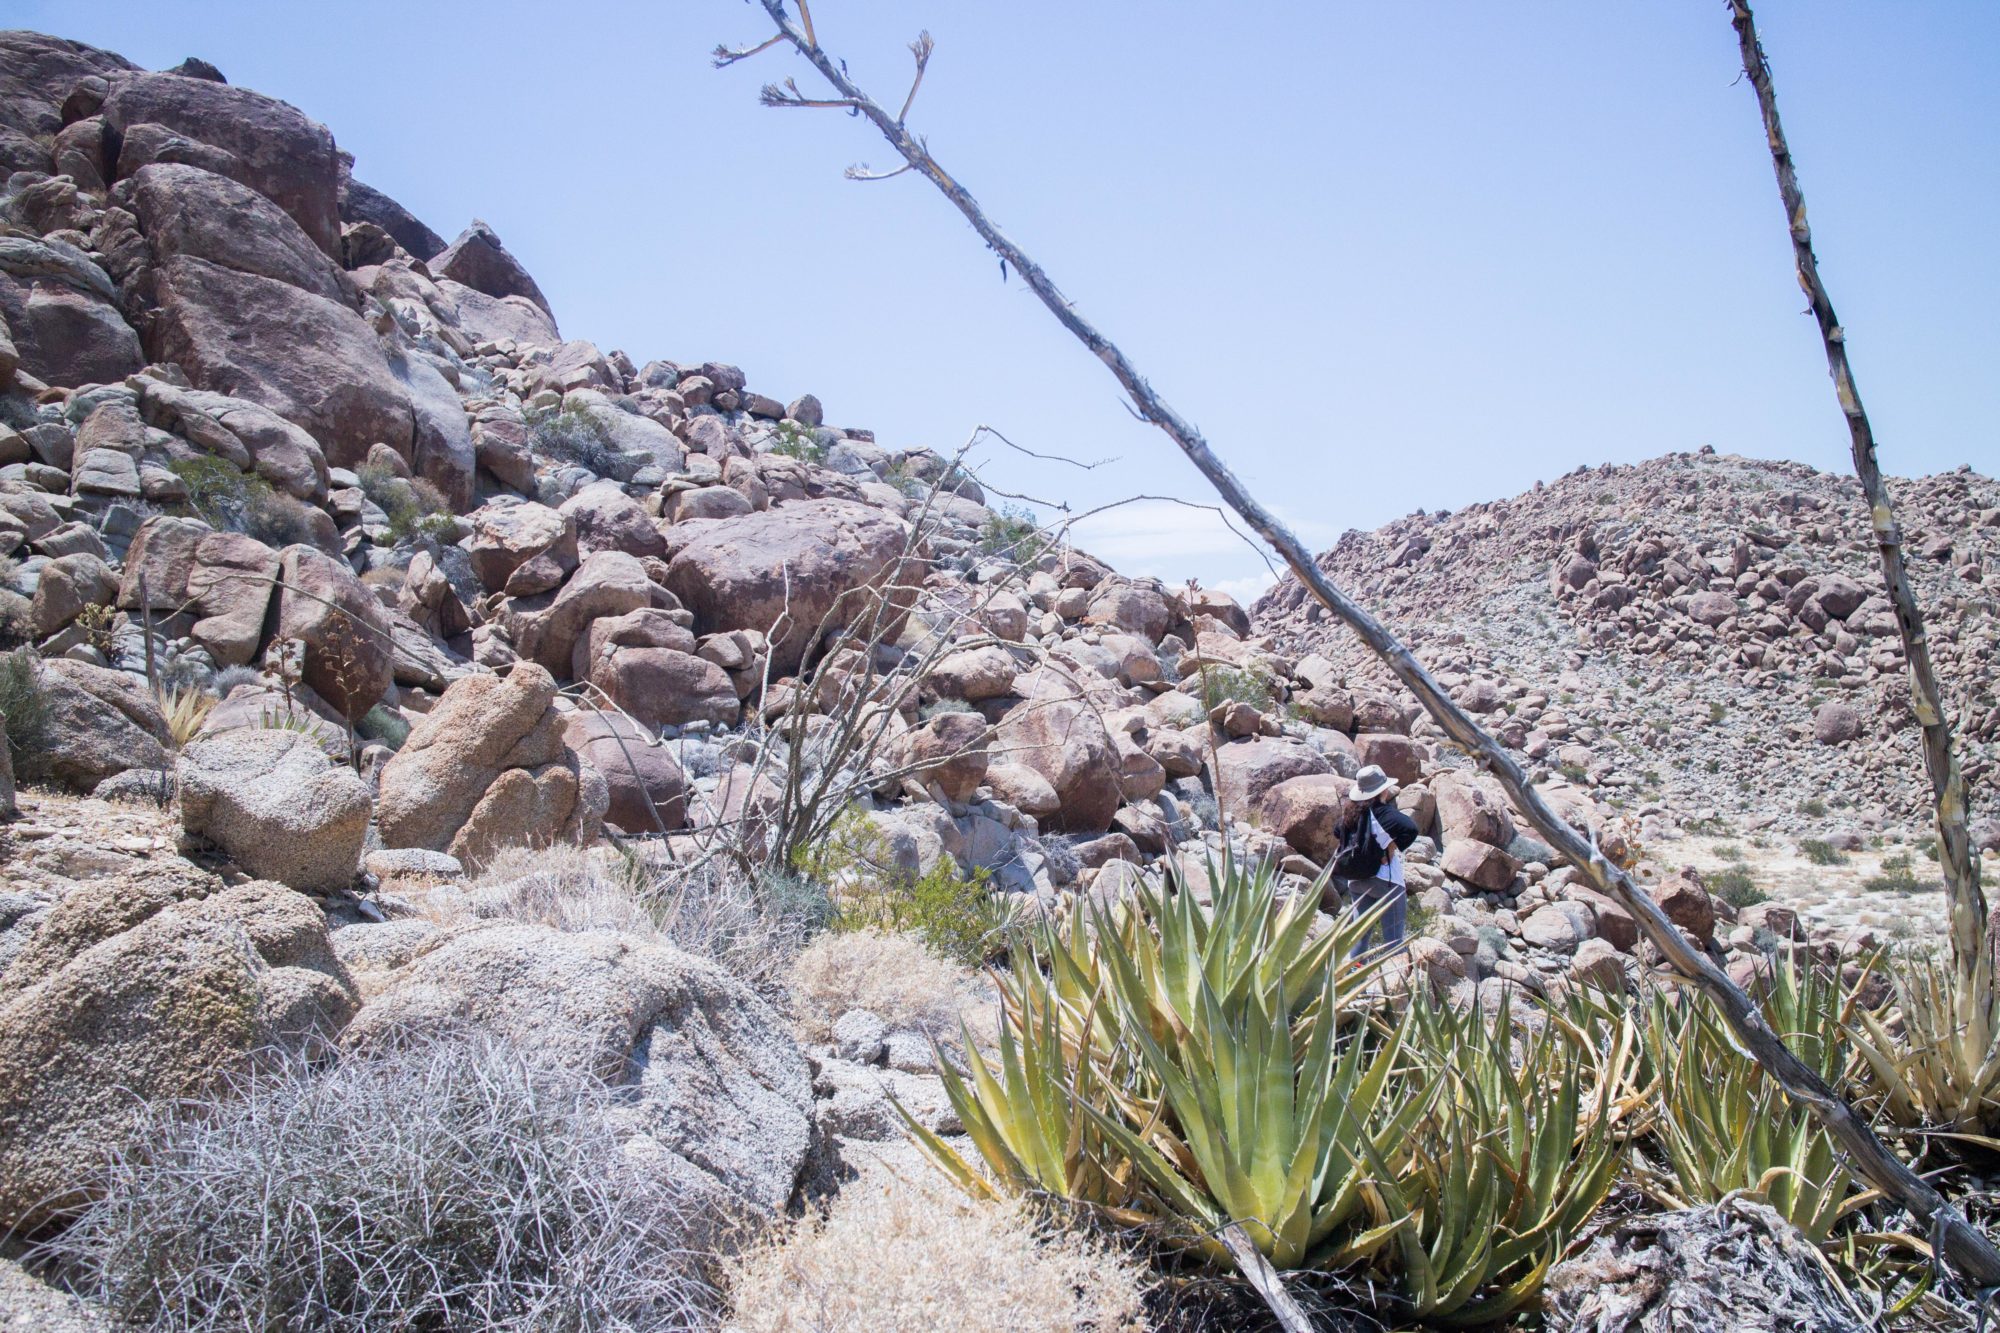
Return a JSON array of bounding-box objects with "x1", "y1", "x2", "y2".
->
[
  {"x1": 1636, "y1": 959, "x2": 1877, "y2": 1245},
  {"x1": 1376, "y1": 993, "x2": 1633, "y2": 1325},
  {"x1": 154, "y1": 683, "x2": 218, "y2": 751},
  {"x1": 1852, "y1": 952, "x2": 2000, "y2": 1139},
  {"x1": 905, "y1": 854, "x2": 1634, "y2": 1320}
]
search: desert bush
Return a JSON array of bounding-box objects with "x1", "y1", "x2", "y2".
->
[
  {"x1": 1190, "y1": 661, "x2": 1279, "y2": 714},
  {"x1": 767, "y1": 419, "x2": 825, "y2": 465},
  {"x1": 527, "y1": 407, "x2": 617, "y2": 476},
  {"x1": 797, "y1": 810, "x2": 1024, "y2": 967},
  {"x1": 978, "y1": 504, "x2": 1047, "y2": 563},
  {"x1": 464, "y1": 845, "x2": 831, "y2": 998},
  {"x1": 1862, "y1": 852, "x2": 1935, "y2": 895},
  {"x1": 1801, "y1": 838, "x2": 1846, "y2": 866},
  {"x1": 0, "y1": 646, "x2": 50, "y2": 777},
  {"x1": 168, "y1": 456, "x2": 320, "y2": 549},
  {"x1": 1707, "y1": 865, "x2": 1767, "y2": 907},
  {"x1": 727, "y1": 1167, "x2": 1149, "y2": 1333},
  {"x1": 40, "y1": 1035, "x2": 716, "y2": 1332},
  {"x1": 356, "y1": 462, "x2": 454, "y2": 546},
  {"x1": 787, "y1": 927, "x2": 989, "y2": 1045},
  {"x1": 74, "y1": 601, "x2": 120, "y2": 662}
]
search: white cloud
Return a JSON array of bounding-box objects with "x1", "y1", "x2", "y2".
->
[
  {"x1": 1207, "y1": 571, "x2": 1280, "y2": 604},
  {"x1": 1064, "y1": 499, "x2": 1260, "y2": 571}
]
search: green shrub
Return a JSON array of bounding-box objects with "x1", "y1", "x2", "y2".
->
[
  {"x1": 767, "y1": 420, "x2": 824, "y2": 464},
  {"x1": 799, "y1": 809, "x2": 1017, "y2": 966},
  {"x1": 0, "y1": 647, "x2": 51, "y2": 778},
  {"x1": 1708, "y1": 866, "x2": 1767, "y2": 907},
  {"x1": 1800, "y1": 839, "x2": 1846, "y2": 866},
  {"x1": 1800, "y1": 797, "x2": 1828, "y2": 818},
  {"x1": 977, "y1": 504, "x2": 1047, "y2": 564},
  {"x1": 356, "y1": 463, "x2": 453, "y2": 546},
  {"x1": 168, "y1": 456, "x2": 320, "y2": 548},
  {"x1": 1863, "y1": 852, "x2": 1935, "y2": 895},
  {"x1": 528, "y1": 407, "x2": 617, "y2": 475},
  {"x1": 1708, "y1": 700, "x2": 1728, "y2": 723},
  {"x1": 1192, "y1": 661, "x2": 1279, "y2": 714}
]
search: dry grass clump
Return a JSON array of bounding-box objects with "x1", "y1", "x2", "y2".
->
[
  {"x1": 727, "y1": 1168, "x2": 1150, "y2": 1332},
  {"x1": 787, "y1": 927, "x2": 992, "y2": 1046},
  {"x1": 38, "y1": 1035, "x2": 715, "y2": 1332},
  {"x1": 458, "y1": 843, "x2": 831, "y2": 997}
]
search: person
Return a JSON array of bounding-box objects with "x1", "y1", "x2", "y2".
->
[{"x1": 1329, "y1": 764, "x2": 1420, "y2": 957}]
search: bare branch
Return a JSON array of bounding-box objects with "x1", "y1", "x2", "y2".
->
[
  {"x1": 711, "y1": 33, "x2": 785, "y2": 67},
  {"x1": 729, "y1": 0, "x2": 2000, "y2": 1289},
  {"x1": 1727, "y1": 0, "x2": 1987, "y2": 994},
  {"x1": 759, "y1": 77, "x2": 859, "y2": 111},
  {"x1": 844, "y1": 162, "x2": 915, "y2": 182},
  {"x1": 898, "y1": 30, "x2": 934, "y2": 125}
]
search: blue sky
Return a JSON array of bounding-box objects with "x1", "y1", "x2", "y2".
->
[{"x1": 14, "y1": 1, "x2": 1997, "y2": 598}]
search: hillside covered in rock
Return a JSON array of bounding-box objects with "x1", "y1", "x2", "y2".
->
[
  {"x1": 6, "y1": 23, "x2": 2000, "y2": 1333},
  {"x1": 1256, "y1": 448, "x2": 2000, "y2": 841}
]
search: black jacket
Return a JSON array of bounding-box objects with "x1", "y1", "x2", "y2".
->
[{"x1": 1372, "y1": 803, "x2": 1420, "y2": 851}]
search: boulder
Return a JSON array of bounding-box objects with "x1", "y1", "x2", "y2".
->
[
  {"x1": 588, "y1": 646, "x2": 739, "y2": 731},
  {"x1": 1434, "y1": 773, "x2": 1516, "y2": 849},
  {"x1": 502, "y1": 550, "x2": 656, "y2": 677},
  {"x1": 178, "y1": 729, "x2": 371, "y2": 892},
  {"x1": 570, "y1": 605, "x2": 698, "y2": 678},
  {"x1": 119, "y1": 163, "x2": 346, "y2": 302},
  {"x1": 992, "y1": 698, "x2": 1120, "y2": 834},
  {"x1": 664, "y1": 499, "x2": 920, "y2": 676},
  {"x1": 1213, "y1": 735, "x2": 1332, "y2": 827},
  {"x1": 442, "y1": 281, "x2": 558, "y2": 347},
  {"x1": 930, "y1": 644, "x2": 1018, "y2": 702},
  {"x1": 1354, "y1": 732, "x2": 1425, "y2": 786},
  {"x1": 375, "y1": 664, "x2": 606, "y2": 869},
  {"x1": 28, "y1": 550, "x2": 116, "y2": 638},
  {"x1": 1687, "y1": 591, "x2": 1738, "y2": 627},
  {"x1": 274, "y1": 544, "x2": 393, "y2": 720},
  {"x1": 1813, "y1": 573, "x2": 1868, "y2": 620},
  {"x1": 103, "y1": 69, "x2": 343, "y2": 255},
  {"x1": 0, "y1": 265, "x2": 142, "y2": 388},
  {"x1": 339, "y1": 177, "x2": 446, "y2": 262},
  {"x1": 1260, "y1": 773, "x2": 1350, "y2": 864},
  {"x1": 562, "y1": 710, "x2": 687, "y2": 833},
  {"x1": 115, "y1": 514, "x2": 207, "y2": 611},
  {"x1": 32, "y1": 658, "x2": 170, "y2": 791},
  {"x1": 136, "y1": 380, "x2": 329, "y2": 502},
  {"x1": 468, "y1": 500, "x2": 575, "y2": 593},
  {"x1": 561, "y1": 480, "x2": 666, "y2": 560},
  {"x1": 431, "y1": 220, "x2": 555, "y2": 324},
  {"x1": 1086, "y1": 579, "x2": 1171, "y2": 642},
  {"x1": 185, "y1": 530, "x2": 280, "y2": 665},
  {"x1": 0, "y1": 878, "x2": 357, "y2": 1229},
  {"x1": 1812, "y1": 701, "x2": 1863, "y2": 746},
  {"x1": 1656, "y1": 869, "x2": 1717, "y2": 941},
  {"x1": 886, "y1": 710, "x2": 990, "y2": 804},
  {"x1": 342, "y1": 924, "x2": 810, "y2": 1214},
  {"x1": 1441, "y1": 839, "x2": 1521, "y2": 893},
  {"x1": 147, "y1": 255, "x2": 413, "y2": 469}
]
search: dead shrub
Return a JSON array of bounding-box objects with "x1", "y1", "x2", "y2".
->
[
  {"x1": 38, "y1": 1034, "x2": 717, "y2": 1331},
  {"x1": 787, "y1": 928, "x2": 992, "y2": 1047},
  {"x1": 727, "y1": 1167, "x2": 1150, "y2": 1332}
]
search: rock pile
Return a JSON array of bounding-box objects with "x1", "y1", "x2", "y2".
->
[{"x1": 1255, "y1": 448, "x2": 1998, "y2": 840}]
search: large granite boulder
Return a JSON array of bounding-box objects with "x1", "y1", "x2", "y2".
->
[
  {"x1": 431, "y1": 220, "x2": 555, "y2": 324},
  {"x1": 562, "y1": 710, "x2": 687, "y2": 834},
  {"x1": 375, "y1": 664, "x2": 606, "y2": 870},
  {"x1": 992, "y1": 697, "x2": 1120, "y2": 834},
  {"x1": 0, "y1": 878, "x2": 357, "y2": 1229},
  {"x1": 179, "y1": 729, "x2": 372, "y2": 892},
  {"x1": 273, "y1": 544, "x2": 392, "y2": 720},
  {"x1": 341, "y1": 922, "x2": 812, "y2": 1214},
  {"x1": 119, "y1": 162, "x2": 347, "y2": 303},
  {"x1": 664, "y1": 499, "x2": 921, "y2": 676},
  {"x1": 33, "y1": 657, "x2": 170, "y2": 791},
  {"x1": 103, "y1": 69, "x2": 343, "y2": 256}
]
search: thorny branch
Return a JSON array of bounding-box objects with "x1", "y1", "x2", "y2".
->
[{"x1": 719, "y1": 0, "x2": 2000, "y2": 1292}]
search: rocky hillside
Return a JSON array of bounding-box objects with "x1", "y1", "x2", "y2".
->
[{"x1": 1256, "y1": 449, "x2": 2000, "y2": 841}]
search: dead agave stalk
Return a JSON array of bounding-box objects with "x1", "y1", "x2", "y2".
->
[
  {"x1": 719, "y1": 0, "x2": 2000, "y2": 1291},
  {"x1": 1726, "y1": 0, "x2": 1986, "y2": 994}
]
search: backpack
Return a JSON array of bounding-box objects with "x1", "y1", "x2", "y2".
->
[{"x1": 1332, "y1": 809, "x2": 1384, "y2": 881}]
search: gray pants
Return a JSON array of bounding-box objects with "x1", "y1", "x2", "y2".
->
[{"x1": 1342, "y1": 877, "x2": 1407, "y2": 959}]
